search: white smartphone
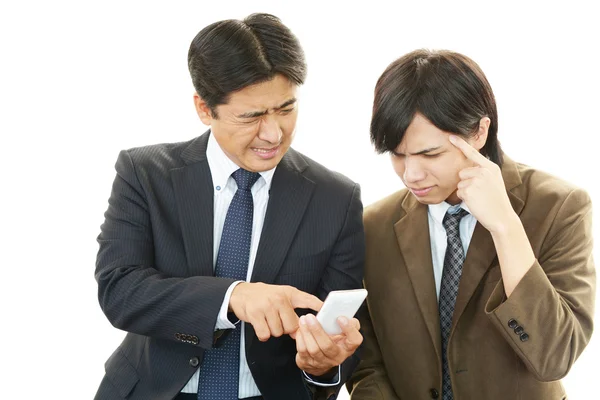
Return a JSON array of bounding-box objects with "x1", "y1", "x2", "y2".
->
[{"x1": 316, "y1": 288, "x2": 368, "y2": 335}]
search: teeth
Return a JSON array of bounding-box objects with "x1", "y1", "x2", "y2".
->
[{"x1": 253, "y1": 148, "x2": 275, "y2": 153}]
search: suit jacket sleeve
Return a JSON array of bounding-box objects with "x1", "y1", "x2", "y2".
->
[
  {"x1": 485, "y1": 187, "x2": 595, "y2": 381},
  {"x1": 307, "y1": 183, "x2": 367, "y2": 399},
  {"x1": 95, "y1": 150, "x2": 235, "y2": 349},
  {"x1": 344, "y1": 302, "x2": 402, "y2": 400}
]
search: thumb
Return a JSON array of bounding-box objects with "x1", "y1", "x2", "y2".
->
[{"x1": 289, "y1": 288, "x2": 323, "y2": 312}]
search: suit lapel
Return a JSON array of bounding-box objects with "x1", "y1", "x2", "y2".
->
[
  {"x1": 250, "y1": 149, "x2": 315, "y2": 284},
  {"x1": 451, "y1": 222, "x2": 496, "y2": 331},
  {"x1": 246, "y1": 150, "x2": 314, "y2": 351},
  {"x1": 394, "y1": 194, "x2": 442, "y2": 361},
  {"x1": 452, "y1": 154, "x2": 525, "y2": 332},
  {"x1": 170, "y1": 133, "x2": 214, "y2": 277}
]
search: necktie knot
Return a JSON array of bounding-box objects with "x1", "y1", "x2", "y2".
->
[
  {"x1": 442, "y1": 208, "x2": 469, "y2": 237},
  {"x1": 232, "y1": 168, "x2": 260, "y2": 191}
]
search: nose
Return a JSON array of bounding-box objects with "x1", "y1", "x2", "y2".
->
[
  {"x1": 258, "y1": 115, "x2": 282, "y2": 144},
  {"x1": 403, "y1": 156, "x2": 426, "y2": 183}
]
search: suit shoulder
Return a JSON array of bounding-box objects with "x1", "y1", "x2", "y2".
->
[
  {"x1": 515, "y1": 162, "x2": 591, "y2": 207},
  {"x1": 289, "y1": 148, "x2": 357, "y2": 190},
  {"x1": 122, "y1": 138, "x2": 193, "y2": 171},
  {"x1": 364, "y1": 189, "x2": 410, "y2": 225}
]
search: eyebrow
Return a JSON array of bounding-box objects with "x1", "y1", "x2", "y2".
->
[
  {"x1": 236, "y1": 98, "x2": 297, "y2": 119},
  {"x1": 394, "y1": 146, "x2": 443, "y2": 156}
]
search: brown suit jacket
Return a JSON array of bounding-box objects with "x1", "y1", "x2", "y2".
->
[{"x1": 348, "y1": 155, "x2": 595, "y2": 400}]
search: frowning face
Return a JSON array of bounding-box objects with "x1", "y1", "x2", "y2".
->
[{"x1": 194, "y1": 74, "x2": 298, "y2": 172}]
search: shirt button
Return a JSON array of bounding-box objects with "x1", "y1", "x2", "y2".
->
[
  {"x1": 508, "y1": 319, "x2": 518, "y2": 329},
  {"x1": 216, "y1": 186, "x2": 221, "y2": 191},
  {"x1": 189, "y1": 357, "x2": 200, "y2": 367}
]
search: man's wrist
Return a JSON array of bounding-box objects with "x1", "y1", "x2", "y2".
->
[
  {"x1": 303, "y1": 365, "x2": 341, "y2": 387},
  {"x1": 307, "y1": 366, "x2": 337, "y2": 379}
]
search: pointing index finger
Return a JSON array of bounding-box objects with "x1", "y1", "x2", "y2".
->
[{"x1": 449, "y1": 135, "x2": 490, "y2": 167}]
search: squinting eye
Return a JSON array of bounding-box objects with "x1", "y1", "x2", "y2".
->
[
  {"x1": 279, "y1": 108, "x2": 294, "y2": 115},
  {"x1": 423, "y1": 153, "x2": 441, "y2": 158}
]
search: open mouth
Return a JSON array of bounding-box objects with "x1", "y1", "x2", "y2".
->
[{"x1": 251, "y1": 146, "x2": 280, "y2": 159}]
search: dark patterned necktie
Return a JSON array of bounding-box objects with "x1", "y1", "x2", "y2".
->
[
  {"x1": 197, "y1": 168, "x2": 260, "y2": 400},
  {"x1": 439, "y1": 208, "x2": 469, "y2": 400}
]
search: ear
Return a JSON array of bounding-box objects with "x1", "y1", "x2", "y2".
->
[
  {"x1": 471, "y1": 117, "x2": 490, "y2": 151},
  {"x1": 193, "y1": 93, "x2": 214, "y2": 126}
]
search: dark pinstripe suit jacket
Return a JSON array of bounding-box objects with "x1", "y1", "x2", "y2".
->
[{"x1": 94, "y1": 132, "x2": 365, "y2": 400}]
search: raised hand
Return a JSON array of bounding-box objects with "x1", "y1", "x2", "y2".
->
[{"x1": 449, "y1": 135, "x2": 515, "y2": 234}]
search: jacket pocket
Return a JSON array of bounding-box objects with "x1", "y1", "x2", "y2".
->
[{"x1": 104, "y1": 347, "x2": 140, "y2": 398}]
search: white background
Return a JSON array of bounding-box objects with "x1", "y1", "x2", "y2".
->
[{"x1": 1, "y1": 1, "x2": 598, "y2": 398}]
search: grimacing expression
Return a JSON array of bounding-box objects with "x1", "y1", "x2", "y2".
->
[
  {"x1": 392, "y1": 113, "x2": 488, "y2": 205},
  {"x1": 194, "y1": 74, "x2": 298, "y2": 172}
]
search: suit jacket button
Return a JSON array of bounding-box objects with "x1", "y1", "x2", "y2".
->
[
  {"x1": 508, "y1": 319, "x2": 518, "y2": 329},
  {"x1": 514, "y1": 326, "x2": 524, "y2": 335},
  {"x1": 192, "y1": 337, "x2": 199, "y2": 345},
  {"x1": 430, "y1": 388, "x2": 439, "y2": 398},
  {"x1": 520, "y1": 333, "x2": 530, "y2": 342},
  {"x1": 189, "y1": 357, "x2": 200, "y2": 368},
  {"x1": 175, "y1": 333, "x2": 181, "y2": 340}
]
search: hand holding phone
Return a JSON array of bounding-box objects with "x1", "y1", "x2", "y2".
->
[{"x1": 316, "y1": 289, "x2": 368, "y2": 335}]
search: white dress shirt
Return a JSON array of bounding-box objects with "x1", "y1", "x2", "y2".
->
[{"x1": 427, "y1": 202, "x2": 478, "y2": 301}]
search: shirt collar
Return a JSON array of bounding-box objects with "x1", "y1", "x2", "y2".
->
[
  {"x1": 428, "y1": 200, "x2": 471, "y2": 226},
  {"x1": 206, "y1": 132, "x2": 277, "y2": 192}
]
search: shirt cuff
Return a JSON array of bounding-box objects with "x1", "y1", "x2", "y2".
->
[
  {"x1": 215, "y1": 280, "x2": 244, "y2": 331},
  {"x1": 302, "y1": 366, "x2": 341, "y2": 387}
]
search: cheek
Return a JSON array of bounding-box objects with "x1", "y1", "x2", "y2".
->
[
  {"x1": 281, "y1": 115, "x2": 298, "y2": 137},
  {"x1": 237, "y1": 126, "x2": 261, "y2": 150},
  {"x1": 432, "y1": 161, "x2": 461, "y2": 187},
  {"x1": 391, "y1": 158, "x2": 405, "y2": 178}
]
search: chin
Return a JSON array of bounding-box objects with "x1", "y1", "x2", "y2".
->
[
  {"x1": 413, "y1": 197, "x2": 436, "y2": 205},
  {"x1": 245, "y1": 159, "x2": 279, "y2": 173},
  {"x1": 412, "y1": 193, "x2": 445, "y2": 205}
]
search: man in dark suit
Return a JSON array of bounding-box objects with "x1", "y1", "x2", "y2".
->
[
  {"x1": 95, "y1": 13, "x2": 364, "y2": 400},
  {"x1": 347, "y1": 50, "x2": 595, "y2": 399}
]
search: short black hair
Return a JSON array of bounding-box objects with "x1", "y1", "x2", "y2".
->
[
  {"x1": 371, "y1": 49, "x2": 503, "y2": 166},
  {"x1": 188, "y1": 13, "x2": 306, "y2": 117}
]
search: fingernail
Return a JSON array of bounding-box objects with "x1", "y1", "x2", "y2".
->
[
  {"x1": 299, "y1": 315, "x2": 307, "y2": 326},
  {"x1": 306, "y1": 314, "x2": 317, "y2": 326},
  {"x1": 338, "y1": 316, "x2": 349, "y2": 326},
  {"x1": 449, "y1": 135, "x2": 457, "y2": 143}
]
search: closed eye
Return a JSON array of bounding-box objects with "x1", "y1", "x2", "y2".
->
[
  {"x1": 278, "y1": 108, "x2": 295, "y2": 115},
  {"x1": 240, "y1": 118, "x2": 260, "y2": 125}
]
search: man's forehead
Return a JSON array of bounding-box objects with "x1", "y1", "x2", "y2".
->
[{"x1": 396, "y1": 136, "x2": 446, "y2": 154}]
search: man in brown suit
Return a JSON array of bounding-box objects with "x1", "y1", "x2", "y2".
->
[{"x1": 347, "y1": 49, "x2": 595, "y2": 399}]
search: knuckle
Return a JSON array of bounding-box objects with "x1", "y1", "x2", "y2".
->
[
  {"x1": 258, "y1": 332, "x2": 270, "y2": 341},
  {"x1": 322, "y1": 342, "x2": 336, "y2": 353},
  {"x1": 248, "y1": 310, "x2": 262, "y2": 321},
  {"x1": 307, "y1": 347, "x2": 321, "y2": 358}
]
